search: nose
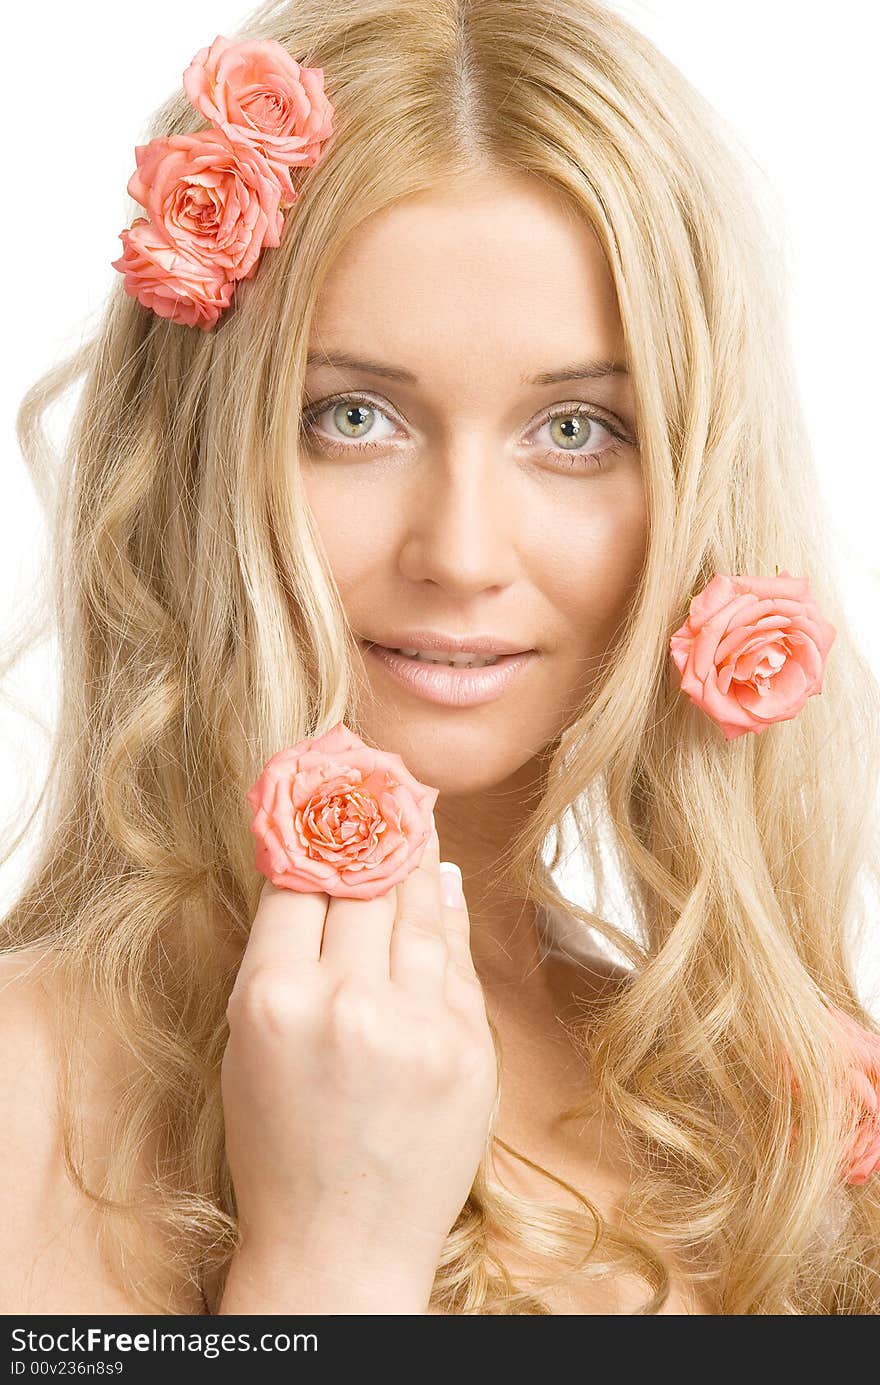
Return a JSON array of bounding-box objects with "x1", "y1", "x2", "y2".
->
[{"x1": 396, "y1": 438, "x2": 522, "y2": 595}]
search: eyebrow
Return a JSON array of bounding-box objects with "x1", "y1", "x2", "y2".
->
[{"x1": 305, "y1": 350, "x2": 630, "y2": 385}]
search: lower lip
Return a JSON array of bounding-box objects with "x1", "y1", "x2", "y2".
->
[{"x1": 363, "y1": 643, "x2": 537, "y2": 707}]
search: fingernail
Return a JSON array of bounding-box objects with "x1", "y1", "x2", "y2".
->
[{"x1": 439, "y1": 861, "x2": 465, "y2": 907}]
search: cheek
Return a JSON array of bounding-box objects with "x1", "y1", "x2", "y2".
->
[
  {"x1": 540, "y1": 479, "x2": 648, "y2": 638},
  {"x1": 301, "y1": 469, "x2": 393, "y2": 588}
]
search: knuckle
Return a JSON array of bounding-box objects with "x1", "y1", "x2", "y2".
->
[
  {"x1": 418, "y1": 1045, "x2": 458, "y2": 1086},
  {"x1": 227, "y1": 967, "x2": 316, "y2": 1035},
  {"x1": 326, "y1": 978, "x2": 383, "y2": 1042},
  {"x1": 409, "y1": 1018, "x2": 462, "y2": 1083}
]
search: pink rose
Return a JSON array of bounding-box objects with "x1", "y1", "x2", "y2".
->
[
  {"x1": 828, "y1": 1007, "x2": 880, "y2": 1186},
  {"x1": 669, "y1": 570, "x2": 837, "y2": 740},
  {"x1": 183, "y1": 34, "x2": 335, "y2": 206},
  {"x1": 125, "y1": 128, "x2": 284, "y2": 284},
  {"x1": 246, "y1": 722, "x2": 439, "y2": 900},
  {"x1": 111, "y1": 217, "x2": 236, "y2": 330}
]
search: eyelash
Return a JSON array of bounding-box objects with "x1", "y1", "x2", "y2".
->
[{"x1": 299, "y1": 391, "x2": 629, "y2": 470}]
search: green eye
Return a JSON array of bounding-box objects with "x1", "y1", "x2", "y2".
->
[
  {"x1": 301, "y1": 393, "x2": 399, "y2": 452},
  {"x1": 547, "y1": 412, "x2": 595, "y2": 450},
  {"x1": 331, "y1": 401, "x2": 376, "y2": 438}
]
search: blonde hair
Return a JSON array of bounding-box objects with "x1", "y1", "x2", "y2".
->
[{"x1": 3, "y1": 0, "x2": 879, "y2": 1314}]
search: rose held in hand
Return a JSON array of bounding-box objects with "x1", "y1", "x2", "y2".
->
[
  {"x1": 669, "y1": 570, "x2": 837, "y2": 741},
  {"x1": 224, "y1": 758, "x2": 494, "y2": 1302},
  {"x1": 246, "y1": 721, "x2": 439, "y2": 899}
]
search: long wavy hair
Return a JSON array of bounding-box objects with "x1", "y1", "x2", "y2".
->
[{"x1": 3, "y1": 0, "x2": 879, "y2": 1314}]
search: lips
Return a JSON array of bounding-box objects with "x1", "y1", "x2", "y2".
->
[
  {"x1": 375, "y1": 645, "x2": 502, "y2": 669},
  {"x1": 363, "y1": 641, "x2": 537, "y2": 708},
  {"x1": 364, "y1": 630, "x2": 534, "y2": 657}
]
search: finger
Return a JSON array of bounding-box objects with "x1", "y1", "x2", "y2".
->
[
  {"x1": 319, "y1": 888, "x2": 398, "y2": 984},
  {"x1": 437, "y1": 864, "x2": 477, "y2": 977},
  {"x1": 235, "y1": 879, "x2": 329, "y2": 988},
  {"x1": 389, "y1": 824, "x2": 448, "y2": 998},
  {"x1": 437, "y1": 866, "x2": 484, "y2": 1013}
]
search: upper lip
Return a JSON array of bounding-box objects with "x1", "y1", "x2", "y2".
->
[{"x1": 363, "y1": 629, "x2": 535, "y2": 656}]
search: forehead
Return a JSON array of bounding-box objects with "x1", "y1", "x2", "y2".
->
[{"x1": 308, "y1": 174, "x2": 627, "y2": 389}]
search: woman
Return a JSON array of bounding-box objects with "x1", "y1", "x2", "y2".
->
[{"x1": 1, "y1": 0, "x2": 878, "y2": 1314}]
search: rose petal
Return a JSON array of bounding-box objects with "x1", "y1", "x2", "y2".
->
[
  {"x1": 670, "y1": 572, "x2": 836, "y2": 740},
  {"x1": 245, "y1": 722, "x2": 439, "y2": 900}
]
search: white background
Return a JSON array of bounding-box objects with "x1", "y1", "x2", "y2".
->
[{"x1": 2, "y1": 2, "x2": 878, "y2": 1008}]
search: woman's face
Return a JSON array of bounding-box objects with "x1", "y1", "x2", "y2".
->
[{"x1": 300, "y1": 172, "x2": 647, "y2": 797}]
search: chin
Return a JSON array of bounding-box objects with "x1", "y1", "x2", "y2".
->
[{"x1": 356, "y1": 715, "x2": 542, "y2": 794}]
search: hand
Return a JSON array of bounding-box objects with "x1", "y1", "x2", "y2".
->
[{"x1": 220, "y1": 826, "x2": 497, "y2": 1278}]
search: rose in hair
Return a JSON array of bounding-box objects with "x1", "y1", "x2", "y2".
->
[
  {"x1": 183, "y1": 34, "x2": 336, "y2": 206},
  {"x1": 246, "y1": 722, "x2": 439, "y2": 900},
  {"x1": 669, "y1": 570, "x2": 837, "y2": 741},
  {"x1": 111, "y1": 217, "x2": 236, "y2": 330},
  {"x1": 125, "y1": 128, "x2": 284, "y2": 286}
]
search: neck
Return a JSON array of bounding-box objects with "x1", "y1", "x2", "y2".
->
[{"x1": 433, "y1": 754, "x2": 554, "y2": 992}]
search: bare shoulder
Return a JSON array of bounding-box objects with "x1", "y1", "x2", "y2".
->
[
  {"x1": 0, "y1": 946, "x2": 68, "y2": 1200},
  {"x1": 0, "y1": 944, "x2": 196, "y2": 1314}
]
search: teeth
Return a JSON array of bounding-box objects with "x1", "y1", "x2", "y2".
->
[{"x1": 392, "y1": 647, "x2": 501, "y2": 668}]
